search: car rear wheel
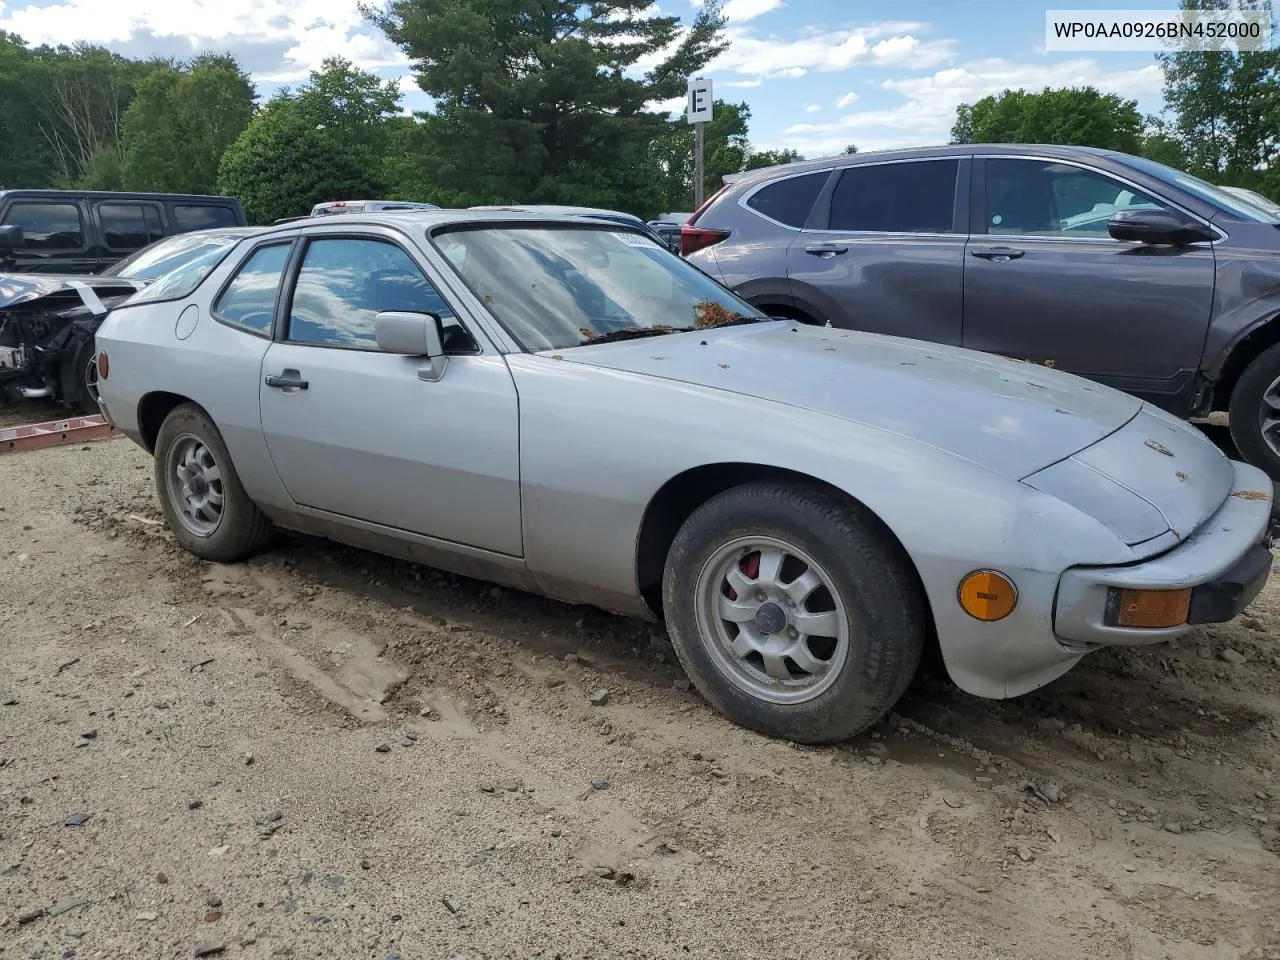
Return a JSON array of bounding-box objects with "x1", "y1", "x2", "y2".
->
[
  {"x1": 1228, "y1": 342, "x2": 1280, "y2": 481},
  {"x1": 154, "y1": 403, "x2": 273, "y2": 562},
  {"x1": 74, "y1": 339, "x2": 100, "y2": 415},
  {"x1": 662, "y1": 480, "x2": 926, "y2": 743}
]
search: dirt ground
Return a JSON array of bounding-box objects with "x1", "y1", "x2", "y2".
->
[{"x1": 2, "y1": 432, "x2": 1279, "y2": 960}]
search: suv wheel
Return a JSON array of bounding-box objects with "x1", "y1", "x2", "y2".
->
[
  {"x1": 154, "y1": 403, "x2": 274, "y2": 562},
  {"x1": 661, "y1": 480, "x2": 926, "y2": 744},
  {"x1": 1228, "y1": 342, "x2": 1280, "y2": 480}
]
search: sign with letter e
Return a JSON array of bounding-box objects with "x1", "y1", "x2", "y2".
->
[{"x1": 687, "y1": 77, "x2": 713, "y2": 124}]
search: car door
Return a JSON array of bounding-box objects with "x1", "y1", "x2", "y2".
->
[
  {"x1": 786, "y1": 156, "x2": 968, "y2": 345},
  {"x1": 0, "y1": 199, "x2": 100, "y2": 274},
  {"x1": 962, "y1": 156, "x2": 1216, "y2": 412},
  {"x1": 257, "y1": 229, "x2": 523, "y2": 556}
]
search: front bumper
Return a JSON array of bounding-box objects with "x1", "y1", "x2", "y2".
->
[{"x1": 1054, "y1": 462, "x2": 1278, "y2": 648}]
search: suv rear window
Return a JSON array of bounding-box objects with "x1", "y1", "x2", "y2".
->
[
  {"x1": 2, "y1": 202, "x2": 84, "y2": 249},
  {"x1": 828, "y1": 159, "x2": 959, "y2": 233},
  {"x1": 174, "y1": 205, "x2": 238, "y2": 230},
  {"x1": 745, "y1": 172, "x2": 829, "y2": 228}
]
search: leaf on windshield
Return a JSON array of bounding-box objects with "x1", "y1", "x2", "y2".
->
[{"x1": 693, "y1": 301, "x2": 744, "y2": 329}]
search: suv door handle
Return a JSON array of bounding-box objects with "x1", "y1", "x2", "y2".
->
[
  {"x1": 969, "y1": 246, "x2": 1025, "y2": 261},
  {"x1": 264, "y1": 370, "x2": 308, "y2": 390},
  {"x1": 804, "y1": 243, "x2": 849, "y2": 258}
]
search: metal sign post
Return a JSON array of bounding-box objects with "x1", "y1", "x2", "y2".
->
[{"x1": 687, "y1": 76, "x2": 713, "y2": 208}]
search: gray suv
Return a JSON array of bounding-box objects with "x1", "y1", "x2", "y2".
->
[{"x1": 682, "y1": 144, "x2": 1280, "y2": 480}]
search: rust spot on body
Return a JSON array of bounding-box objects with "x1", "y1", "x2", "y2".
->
[
  {"x1": 1231, "y1": 490, "x2": 1269, "y2": 501},
  {"x1": 1176, "y1": 471, "x2": 1189, "y2": 482}
]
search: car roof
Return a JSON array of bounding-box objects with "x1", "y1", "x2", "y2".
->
[
  {"x1": 253, "y1": 209, "x2": 651, "y2": 239},
  {"x1": 471, "y1": 204, "x2": 645, "y2": 222},
  {"x1": 0, "y1": 188, "x2": 241, "y2": 203},
  {"x1": 724, "y1": 143, "x2": 1119, "y2": 186}
]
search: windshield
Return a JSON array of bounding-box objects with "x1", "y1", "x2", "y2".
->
[
  {"x1": 432, "y1": 225, "x2": 765, "y2": 350},
  {"x1": 1116, "y1": 154, "x2": 1280, "y2": 223},
  {"x1": 104, "y1": 231, "x2": 248, "y2": 281}
]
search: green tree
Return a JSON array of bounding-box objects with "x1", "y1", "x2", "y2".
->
[
  {"x1": 842, "y1": 143, "x2": 858, "y2": 155},
  {"x1": 0, "y1": 32, "x2": 58, "y2": 188},
  {"x1": 1157, "y1": 0, "x2": 1280, "y2": 180},
  {"x1": 217, "y1": 59, "x2": 403, "y2": 223},
  {"x1": 951, "y1": 87, "x2": 1143, "y2": 152},
  {"x1": 122, "y1": 54, "x2": 256, "y2": 194},
  {"x1": 744, "y1": 148, "x2": 803, "y2": 170},
  {"x1": 365, "y1": 0, "x2": 729, "y2": 216},
  {"x1": 650, "y1": 99, "x2": 750, "y2": 211}
]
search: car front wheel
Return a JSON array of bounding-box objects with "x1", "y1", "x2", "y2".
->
[
  {"x1": 154, "y1": 403, "x2": 273, "y2": 562},
  {"x1": 662, "y1": 480, "x2": 927, "y2": 744},
  {"x1": 1228, "y1": 342, "x2": 1280, "y2": 481}
]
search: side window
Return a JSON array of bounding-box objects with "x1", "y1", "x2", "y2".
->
[
  {"x1": 828, "y1": 160, "x2": 959, "y2": 233},
  {"x1": 745, "y1": 171, "x2": 829, "y2": 228},
  {"x1": 213, "y1": 243, "x2": 290, "y2": 335},
  {"x1": 287, "y1": 237, "x2": 476, "y2": 352},
  {"x1": 99, "y1": 202, "x2": 164, "y2": 251},
  {"x1": 984, "y1": 159, "x2": 1171, "y2": 237},
  {"x1": 1, "y1": 202, "x2": 84, "y2": 249},
  {"x1": 175, "y1": 205, "x2": 238, "y2": 231}
]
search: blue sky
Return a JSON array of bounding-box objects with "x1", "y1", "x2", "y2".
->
[{"x1": 0, "y1": 0, "x2": 1179, "y2": 158}]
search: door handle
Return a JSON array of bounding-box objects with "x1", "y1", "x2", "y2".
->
[
  {"x1": 804, "y1": 243, "x2": 849, "y2": 258},
  {"x1": 969, "y1": 246, "x2": 1025, "y2": 261},
  {"x1": 264, "y1": 370, "x2": 308, "y2": 390}
]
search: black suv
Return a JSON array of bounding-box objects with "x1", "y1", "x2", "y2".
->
[{"x1": 0, "y1": 189, "x2": 246, "y2": 274}]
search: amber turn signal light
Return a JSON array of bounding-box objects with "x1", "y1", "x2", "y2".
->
[
  {"x1": 97, "y1": 350, "x2": 109, "y2": 380},
  {"x1": 1107, "y1": 587, "x2": 1191, "y2": 629},
  {"x1": 957, "y1": 570, "x2": 1018, "y2": 622}
]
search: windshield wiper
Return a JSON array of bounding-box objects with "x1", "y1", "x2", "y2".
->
[{"x1": 577, "y1": 326, "x2": 692, "y2": 346}]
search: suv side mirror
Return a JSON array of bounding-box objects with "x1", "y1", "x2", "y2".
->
[
  {"x1": 0, "y1": 224, "x2": 23, "y2": 250},
  {"x1": 1108, "y1": 209, "x2": 1216, "y2": 246},
  {"x1": 375, "y1": 310, "x2": 448, "y2": 381}
]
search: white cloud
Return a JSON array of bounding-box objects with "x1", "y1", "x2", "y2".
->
[
  {"x1": 836, "y1": 91, "x2": 858, "y2": 109},
  {"x1": 721, "y1": 0, "x2": 783, "y2": 21},
  {"x1": 766, "y1": 66, "x2": 806, "y2": 79},
  {"x1": 804, "y1": 103, "x2": 821, "y2": 113},
  {"x1": 0, "y1": 0, "x2": 408, "y2": 81},
  {"x1": 782, "y1": 57, "x2": 1164, "y2": 157},
  {"x1": 722, "y1": 78, "x2": 762, "y2": 88},
  {"x1": 707, "y1": 22, "x2": 954, "y2": 78}
]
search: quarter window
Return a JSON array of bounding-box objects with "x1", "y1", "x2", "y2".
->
[
  {"x1": 745, "y1": 171, "x2": 829, "y2": 228},
  {"x1": 213, "y1": 243, "x2": 291, "y2": 335},
  {"x1": 174, "y1": 205, "x2": 238, "y2": 231},
  {"x1": 983, "y1": 159, "x2": 1170, "y2": 237},
  {"x1": 99, "y1": 202, "x2": 164, "y2": 250},
  {"x1": 287, "y1": 237, "x2": 473, "y2": 351},
  {"x1": 1, "y1": 202, "x2": 84, "y2": 249},
  {"x1": 828, "y1": 160, "x2": 958, "y2": 233}
]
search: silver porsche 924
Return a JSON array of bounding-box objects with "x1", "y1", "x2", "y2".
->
[{"x1": 92, "y1": 210, "x2": 1279, "y2": 744}]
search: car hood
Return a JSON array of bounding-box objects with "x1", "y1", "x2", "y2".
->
[
  {"x1": 554, "y1": 322, "x2": 1143, "y2": 478},
  {"x1": 0, "y1": 272, "x2": 146, "y2": 309}
]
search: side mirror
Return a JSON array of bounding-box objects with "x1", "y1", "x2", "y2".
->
[
  {"x1": 375, "y1": 310, "x2": 448, "y2": 381},
  {"x1": 1108, "y1": 209, "x2": 1215, "y2": 246},
  {"x1": 0, "y1": 224, "x2": 23, "y2": 250}
]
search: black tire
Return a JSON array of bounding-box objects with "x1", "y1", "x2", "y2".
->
[
  {"x1": 661, "y1": 480, "x2": 927, "y2": 744},
  {"x1": 153, "y1": 403, "x2": 273, "y2": 562},
  {"x1": 1228, "y1": 342, "x2": 1280, "y2": 480},
  {"x1": 72, "y1": 338, "x2": 100, "y2": 415}
]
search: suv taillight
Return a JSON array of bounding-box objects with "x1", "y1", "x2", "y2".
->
[
  {"x1": 680, "y1": 185, "x2": 730, "y2": 256},
  {"x1": 680, "y1": 224, "x2": 730, "y2": 256}
]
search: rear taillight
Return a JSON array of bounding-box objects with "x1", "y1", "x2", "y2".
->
[
  {"x1": 680, "y1": 225, "x2": 730, "y2": 256},
  {"x1": 97, "y1": 351, "x2": 109, "y2": 380},
  {"x1": 680, "y1": 185, "x2": 730, "y2": 256}
]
